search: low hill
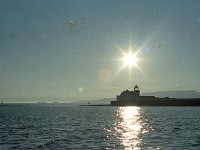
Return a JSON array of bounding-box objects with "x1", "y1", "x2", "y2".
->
[{"x1": 141, "y1": 90, "x2": 200, "y2": 98}]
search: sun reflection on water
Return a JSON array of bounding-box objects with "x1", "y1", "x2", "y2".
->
[{"x1": 114, "y1": 106, "x2": 148, "y2": 150}]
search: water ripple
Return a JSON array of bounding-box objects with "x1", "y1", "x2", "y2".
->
[{"x1": 1, "y1": 105, "x2": 200, "y2": 149}]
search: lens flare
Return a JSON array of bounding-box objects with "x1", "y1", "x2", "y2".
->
[{"x1": 98, "y1": 67, "x2": 112, "y2": 81}]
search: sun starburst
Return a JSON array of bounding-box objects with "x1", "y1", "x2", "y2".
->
[
  {"x1": 112, "y1": 39, "x2": 151, "y2": 81},
  {"x1": 118, "y1": 45, "x2": 141, "y2": 74},
  {"x1": 122, "y1": 50, "x2": 138, "y2": 68}
]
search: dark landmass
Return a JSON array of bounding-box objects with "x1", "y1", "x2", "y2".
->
[
  {"x1": 1, "y1": 90, "x2": 200, "y2": 105},
  {"x1": 82, "y1": 90, "x2": 200, "y2": 105}
]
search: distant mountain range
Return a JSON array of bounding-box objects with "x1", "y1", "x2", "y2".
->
[{"x1": 81, "y1": 90, "x2": 200, "y2": 105}]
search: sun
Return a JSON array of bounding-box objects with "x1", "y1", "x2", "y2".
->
[
  {"x1": 113, "y1": 41, "x2": 151, "y2": 80},
  {"x1": 113, "y1": 42, "x2": 147, "y2": 79},
  {"x1": 123, "y1": 51, "x2": 138, "y2": 68}
]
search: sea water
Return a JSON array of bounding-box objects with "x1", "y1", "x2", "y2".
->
[{"x1": 1, "y1": 104, "x2": 200, "y2": 150}]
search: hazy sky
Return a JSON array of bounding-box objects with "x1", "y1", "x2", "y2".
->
[{"x1": 1, "y1": 0, "x2": 200, "y2": 102}]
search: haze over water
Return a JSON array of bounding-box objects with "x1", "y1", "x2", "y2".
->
[{"x1": 1, "y1": 105, "x2": 200, "y2": 149}]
